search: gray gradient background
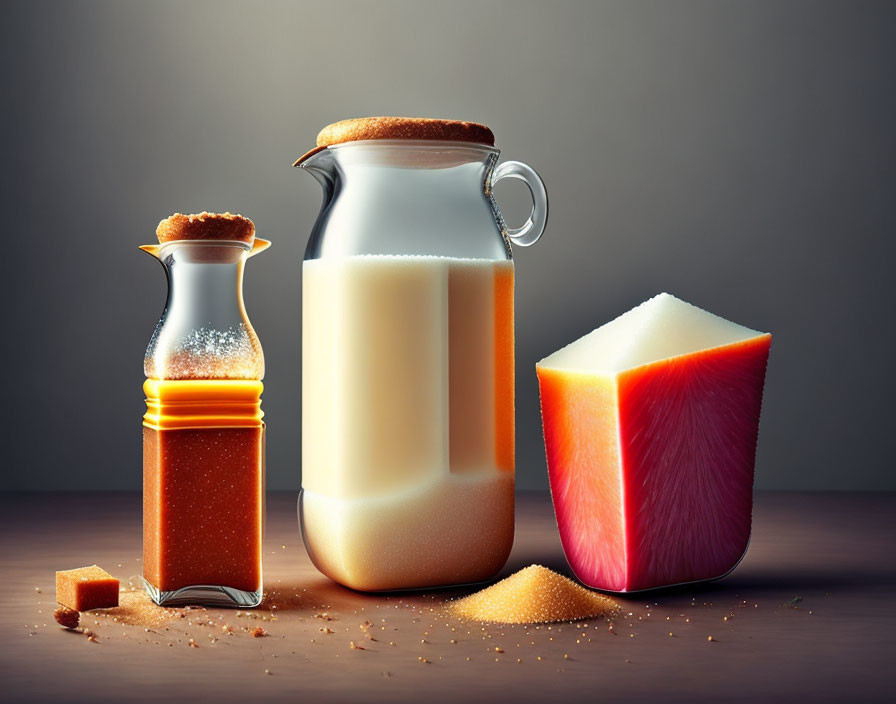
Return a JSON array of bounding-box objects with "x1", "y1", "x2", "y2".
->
[{"x1": 2, "y1": 0, "x2": 894, "y2": 491}]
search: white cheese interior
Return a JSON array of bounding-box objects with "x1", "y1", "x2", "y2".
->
[{"x1": 538, "y1": 293, "x2": 765, "y2": 375}]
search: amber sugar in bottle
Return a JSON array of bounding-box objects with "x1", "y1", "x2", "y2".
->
[{"x1": 140, "y1": 212, "x2": 270, "y2": 607}]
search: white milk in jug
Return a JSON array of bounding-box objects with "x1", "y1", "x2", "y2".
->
[{"x1": 301, "y1": 254, "x2": 514, "y2": 591}]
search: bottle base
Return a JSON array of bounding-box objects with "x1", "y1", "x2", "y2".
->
[{"x1": 142, "y1": 578, "x2": 262, "y2": 608}]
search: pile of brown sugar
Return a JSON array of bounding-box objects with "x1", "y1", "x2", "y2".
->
[{"x1": 450, "y1": 565, "x2": 619, "y2": 624}]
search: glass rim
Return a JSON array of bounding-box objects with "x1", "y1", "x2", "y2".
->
[
  {"x1": 327, "y1": 139, "x2": 499, "y2": 156},
  {"x1": 158, "y1": 239, "x2": 252, "y2": 252}
]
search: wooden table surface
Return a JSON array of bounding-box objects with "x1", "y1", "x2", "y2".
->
[{"x1": 2, "y1": 491, "x2": 894, "y2": 703}]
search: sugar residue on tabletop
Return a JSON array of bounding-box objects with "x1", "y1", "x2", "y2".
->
[
  {"x1": 449, "y1": 564, "x2": 619, "y2": 624},
  {"x1": 88, "y1": 589, "x2": 186, "y2": 628}
]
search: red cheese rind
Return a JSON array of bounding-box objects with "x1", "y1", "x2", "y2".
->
[
  {"x1": 538, "y1": 334, "x2": 771, "y2": 592},
  {"x1": 617, "y1": 335, "x2": 771, "y2": 590},
  {"x1": 55, "y1": 566, "x2": 119, "y2": 611},
  {"x1": 537, "y1": 367, "x2": 627, "y2": 591}
]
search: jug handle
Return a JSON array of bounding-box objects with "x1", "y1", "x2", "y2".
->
[{"x1": 492, "y1": 160, "x2": 548, "y2": 247}]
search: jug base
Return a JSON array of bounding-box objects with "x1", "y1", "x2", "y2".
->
[{"x1": 298, "y1": 485, "x2": 514, "y2": 592}]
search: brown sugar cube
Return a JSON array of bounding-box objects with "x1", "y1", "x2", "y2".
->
[{"x1": 56, "y1": 565, "x2": 119, "y2": 611}]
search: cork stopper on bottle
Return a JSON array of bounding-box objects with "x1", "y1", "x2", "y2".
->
[{"x1": 156, "y1": 212, "x2": 255, "y2": 244}]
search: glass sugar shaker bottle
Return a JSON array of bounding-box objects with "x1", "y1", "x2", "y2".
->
[{"x1": 140, "y1": 212, "x2": 270, "y2": 607}]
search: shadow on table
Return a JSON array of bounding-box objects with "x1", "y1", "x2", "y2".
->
[
  {"x1": 503, "y1": 552, "x2": 895, "y2": 602},
  {"x1": 707, "y1": 566, "x2": 896, "y2": 595},
  {"x1": 262, "y1": 576, "x2": 464, "y2": 611},
  {"x1": 503, "y1": 551, "x2": 570, "y2": 577},
  {"x1": 264, "y1": 548, "x2": 895, "y2": 610},
  {"x1": 261, "y1": 577, "x2": 361, "y2": 612}
]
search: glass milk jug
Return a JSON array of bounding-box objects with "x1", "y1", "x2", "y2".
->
[{"x1": 295, "y1": 118, "x2": 547, "y2": 591}]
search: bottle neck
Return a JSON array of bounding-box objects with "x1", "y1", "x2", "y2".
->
[
  {"x1": 162, "y1": 241, "x2": 249, "y2": 321},
  {"x1": 145, "y1": 240, "x2": 264, "y2": 380}
]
